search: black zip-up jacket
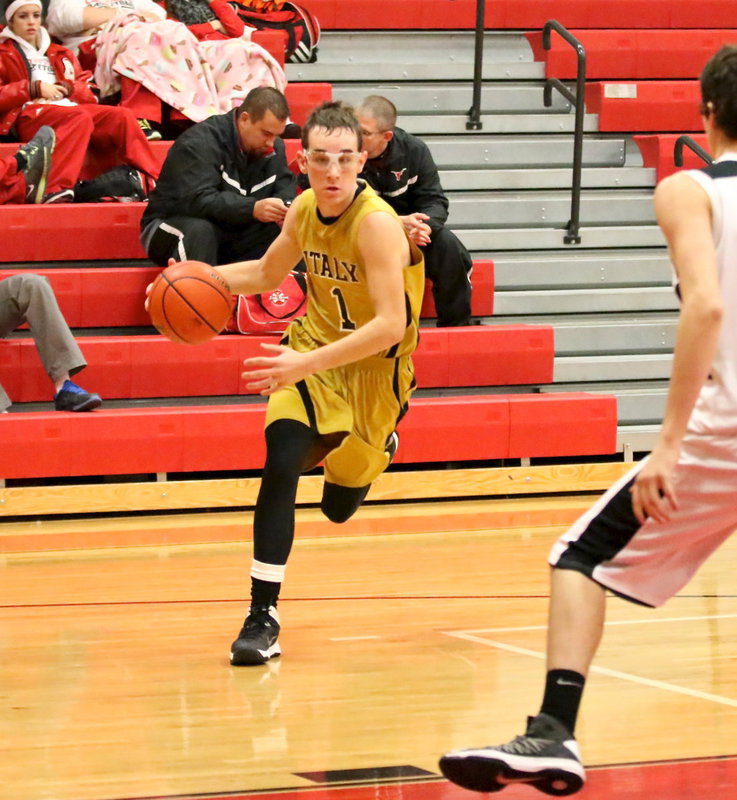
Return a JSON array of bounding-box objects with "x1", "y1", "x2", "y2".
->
[
  {"x1": 360, "y1": 127, "x2": 449, "y2": 235},
  {"x1": 141, "y1": 110, "x2": 296, "y2": 231}
]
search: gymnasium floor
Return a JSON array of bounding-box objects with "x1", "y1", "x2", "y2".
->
[{"x1": 2, "y1": 499, "x2": 737, "y2": 800}]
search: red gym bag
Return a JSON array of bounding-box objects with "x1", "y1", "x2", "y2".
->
[
  {"x1": 228, "y1": 0, "x2": 320, "y2": 63},
  {"x1": 225, "y1": 270, "x2": 307, "y2": 334}
]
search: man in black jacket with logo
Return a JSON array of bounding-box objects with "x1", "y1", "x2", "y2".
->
[
  {"x1": 355, "y1": 95, "x2": 472, "y2": 327},
  {"x1": 141, "y1": 87, "x2": 296, "y2": 267}
]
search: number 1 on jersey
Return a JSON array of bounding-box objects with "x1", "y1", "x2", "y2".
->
[{"x1": 331, "y1": 287, "x2": 357, "y2": 331}]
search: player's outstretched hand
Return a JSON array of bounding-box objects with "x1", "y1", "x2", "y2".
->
[
  {"x1": 243, "y1": 343, "x2": 311, "y2": 395},
  {"x1": 630, "y1": 444, "x2": 680, "y2": 524}
]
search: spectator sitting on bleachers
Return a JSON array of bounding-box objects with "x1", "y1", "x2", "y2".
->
[
  {"x1": 0, "y1": 274, "x2": 101, "y2": 412},
  {"x1": 47, "y1": 0, "x2": 286, "y2": 141},
  {"x1": 164, "y1": 0, "x2": 248, "y2": 41},
  {"x1": 0, "y1": 0, "x2": 160, "y2": 203},
  {"x1": 356, "y1": 95, "x2": 473, "y2": 327},
  {"x1": 162, "y1": 0, "x2": 287, "y2": 112},
  {"x1": 140, "y1": 86, "x2": 296, "y2": 267},
  {"x1": 0, "y1": 124, "x2": 54, "y2": 203}
]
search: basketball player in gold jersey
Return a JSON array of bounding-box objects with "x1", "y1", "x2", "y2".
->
[{"x1": 215, "y1": 101, "x2": 425, "y2": 666}]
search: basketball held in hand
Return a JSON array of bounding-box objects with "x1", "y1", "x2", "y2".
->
[{"x1": 148, "y1": 261, "x2": 233, "y2": 344}]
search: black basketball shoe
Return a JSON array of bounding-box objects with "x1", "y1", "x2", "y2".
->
[
  {"x1": 74, "y1": 165, "x2": 147, "y2": 203},
  {"x1": 386, "y1": 431, "x2": 399, "y2": 464},
  {"x1": 230, "y1": 604, "x2": 281, "y2": 666},
  {"x1": 439, "y1": 713, "x2": 585, "y2": 795}
]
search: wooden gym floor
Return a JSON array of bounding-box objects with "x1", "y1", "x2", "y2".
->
[{"x1": 2, "y1": 497, "x2": 737, "y2": 800}]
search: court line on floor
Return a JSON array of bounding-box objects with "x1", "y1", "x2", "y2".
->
[
  {"x1": 443, "y1": 630, "x2": 737, "y2": 708},
  {"x1": 455, "y1": 612, "x2": 737, "y2": 634}
]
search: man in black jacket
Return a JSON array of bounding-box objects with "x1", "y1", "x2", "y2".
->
[
  {"x1": 356, "y1": 95, "x2": 472, "y2": 327},
  {"x1": 140, "y1": 87, "x2": 296, "y2": 267}
]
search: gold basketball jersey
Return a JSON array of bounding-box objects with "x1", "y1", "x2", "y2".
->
[{"x1": 295, "y1": 182, "x2": 425, "y2": 358}]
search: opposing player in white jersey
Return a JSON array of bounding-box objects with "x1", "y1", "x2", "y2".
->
[{"x1": 439, "y1": 44, "x2": 737, "y2": 796}]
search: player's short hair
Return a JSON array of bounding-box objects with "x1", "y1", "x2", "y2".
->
[
  {"x1": 356, "y1": 95, "x2": 397, "y2": 131},
  {"x1": 301, "y1": 101, "x2": 363, "y2": 150},
  {"x1": 701, "y1": 45, "x2": 737, "y2": 139},
  {"x1": 237, "y1": 87, "x2": 289, "y2": 123}
]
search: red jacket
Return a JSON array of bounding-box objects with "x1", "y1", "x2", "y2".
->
[{"x1": 0, "y1": 39, "x2": 97, "y2": 137}]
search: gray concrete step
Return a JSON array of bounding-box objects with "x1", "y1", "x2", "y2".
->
[
  {"x1": 492, "y1": 251, "x2": 671, "y2": 288},
  {"x1": 289, "y1": 30, "x2": 536, "y2": 65},
  {"x1": 440, "y1": 167, "x2": 655, "y2": 191},
  {"x1": 402, "y1": 113, "x2": 598, "y2": 135},
  {"x1": 448, "y1": 189, "x2": 656, "y2": 228},
  {"x1": 457, "y1": 225, "x2": 665, "y2": 251},
  {"x1": 332, "y1": 81, "x2": 572, "y2": 114},
  {"x1": 426, "y1": 136, "x2": 626, "y2": 169},
  {"x1": 554, "y1": 353, "x2": 672, "y2": 383},
  {"x1": 493, "y1": 286, "x2": 677, "y2": 314},
  {"x1": 550, "y1": 318, "x2": 677, "y2": 355}
]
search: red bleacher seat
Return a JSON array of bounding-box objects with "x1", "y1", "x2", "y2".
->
[
  {"x1": 420, "y1": 258, "x2": 494, "y2": 319},
  {"x1": 525, "y1": 30, "x2": 733, "y2": 80},
  {"x1": 0, "y1": 262, "x2": 495, "y2": 325},
  {"x1": 251, "y1": 30, "x2": 287, "y2": 67},
  {"x1": 0, "y1": 267, "x2": 159, "y2": 327},
  {"x1": 0, "y1": 392, "x2": 616, "y2": 479},
  {"x1": 634, "y1": 134, "x2": 710, "y2": 181},
  {"x1": 300, "y1": 0, "x2": 737, "y2": 30},
  {"x1": 584, "y1": 81, "x2": 701, "y2": 132},
  {"x1": 0, "y1": 325, "x2": 554, "y2": 402},
  {"x1": 284, "y1": 83, "x2": 332, "y2": 127},
  {"x1": 2, "y1": 203, "x2": 147, "y2": 262}
]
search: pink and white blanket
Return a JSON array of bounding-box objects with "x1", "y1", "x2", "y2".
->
[{"x1": 94, "y1": 15, "x2": 286, "y2": 122}]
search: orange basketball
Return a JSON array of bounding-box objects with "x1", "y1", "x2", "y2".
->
[{"x1": 148, "y1": 261, "x2": 233, "y2": 345}]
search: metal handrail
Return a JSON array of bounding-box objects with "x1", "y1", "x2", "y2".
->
[
  {"x1": 674, "y1": 135, "x2": 713, "y2": 167},
  {"x1": 466, "y1": 0, "x2": 486, "y2": 130},
  {"x1": 543, "y1": 20, "x2": 586, "y2": 244}
]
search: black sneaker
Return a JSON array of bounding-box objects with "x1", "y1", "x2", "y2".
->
[
  {"x1": 137, "y1": 119, "x2": 162, "y2": 141},
  {"x1": 54, "y1": 380, "x2": 102, "y2": 412},
  {"x1": 385, "y1": 431, "x2": 399, "y2": 465},
  {"x1": 439, "y1": 713, "x2": 585, "y2": 796},
  {"x1": 42, "y1": 188, "x2": 74, "y2": 204},
  {"x1": 18, "y1": 126, "x2": 55, "y2": 204},
  {"x1": 230, "y1": 604, "x2": 281, "y2": 666},
  {"x1": 74, "y1": 165, "x2": 147, "y2": 203}
]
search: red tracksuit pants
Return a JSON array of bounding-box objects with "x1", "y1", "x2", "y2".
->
[
  {"x1": 15, "y1": 103, "x2": 161, "y2": 194},
  {"x1": 0, "y1": 155, "x2": 26, "y2": 204}
]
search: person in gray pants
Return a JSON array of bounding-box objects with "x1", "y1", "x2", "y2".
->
[{"x1": 0, "y1": 274, "x2": 101, "y2": 412}]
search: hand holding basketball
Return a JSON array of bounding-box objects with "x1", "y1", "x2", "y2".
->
[{"x1": 147, "y1": 260, "x2": 233, "y2": 345}]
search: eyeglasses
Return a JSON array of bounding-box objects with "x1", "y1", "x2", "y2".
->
[{"x1": 304, "y1": 149, "x2": 362, "y2": 171}]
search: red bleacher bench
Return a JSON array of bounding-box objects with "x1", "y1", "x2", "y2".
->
[
  {"x1": 0, "y1": 324, "x2": 553, "y2": 402},
  {"x1": 300, "y1": 0, "x2": 737, "y2": 30},
  {"x1": 421, "y1": 259, "x2": 494, "y2": 319},
  {"x1": 584, "y1": 81, "x2": 701, "y2": 132},
  {"x1": 284, "y1": 83, "x2": 332, "y2": 127},
  {"x1": 1, "y1": 204, "x2": 147, "y2": 262},
  {"x1": 0, "y1": 267, "x2": 158, "y2": 327},
  {"x1": 525, "y1": 30, "x2": 734, "y2": 80},
  {"x1": 0, "y1": 261, "x2": 496, "y2": 325},
  {"x1": 634, "y1": 134, "x2": 710, "y2": 181},
  {"x1": 487, "y1": 0, "x2": 737, "y2": 29},
  {"x1": 0, "y1": 392, "x2": 616, "y2": 479},
  {"x1": 251, "y1": 30, "x2": 287, "y2": 67}
]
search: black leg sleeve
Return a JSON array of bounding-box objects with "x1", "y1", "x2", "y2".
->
[
  {"x1": 253, "y1": 419, "x2": 329, "y2": 565},
  {"x1": 321, "y1": 482, "x2": 372, "y2": 524}
]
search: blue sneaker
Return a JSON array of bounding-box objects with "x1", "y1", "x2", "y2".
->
[{"x1": 54, "y1": 380, "x2": 102, "y2": 412}]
